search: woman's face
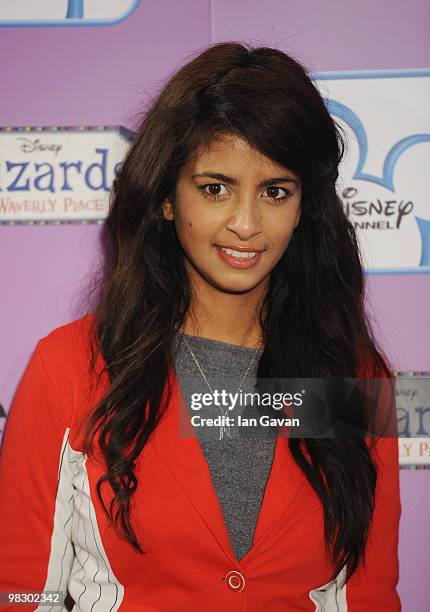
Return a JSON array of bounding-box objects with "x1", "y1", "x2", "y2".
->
[{"x1": 162, "y1": 133, "x2": 302, "y2": 295}]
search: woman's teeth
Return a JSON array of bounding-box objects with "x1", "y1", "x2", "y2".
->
[{"x1": 220, "y1": 247, "x2": 257, "y2": 259}]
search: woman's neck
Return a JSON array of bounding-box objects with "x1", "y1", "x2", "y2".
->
[
  {"x1": 181, "y1": 287, "x2": 266, "y2": 349},
  {"x1": 180, "y1": 323, "x2": 264, "y2": 349}
]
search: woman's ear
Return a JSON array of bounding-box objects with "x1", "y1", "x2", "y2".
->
[
  {"x1": 294, "y1": 206, "x2": 301, "y2": 229},
  {"x1": 162, "y1": 198, "x2": 174, "y2": 221}
]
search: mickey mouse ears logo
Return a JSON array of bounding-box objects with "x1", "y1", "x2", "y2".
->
[
  {"x1": 311, "y1": 69, "x2": 430, "y2": 273},
  {"x1": 0, "y1": 0, "x2": 141, "y2": 27},
  {"x1": 325, "y1": 97, "x2": 430, "y2": 267}
]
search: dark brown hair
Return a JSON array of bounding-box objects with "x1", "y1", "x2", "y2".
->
[{"x1": 82, "y1": 41, "x2": 391, "y2": 586}]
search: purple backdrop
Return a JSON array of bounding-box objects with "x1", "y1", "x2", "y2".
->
[{"x1": 1, "y1": 1, "x2": 429, "y2": 608}]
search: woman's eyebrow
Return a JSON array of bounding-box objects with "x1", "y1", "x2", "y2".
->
[{"x1": 191, "y1": 172, "x2": 301, "y2": 187}]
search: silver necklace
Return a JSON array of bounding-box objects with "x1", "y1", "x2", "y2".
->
[{"x1": 181, "y1": 334, "x2": 263, "y2": 440}]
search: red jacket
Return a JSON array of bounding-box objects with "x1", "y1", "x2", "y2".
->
[{"x1": 0, "y1": 315, "x2": 401, "y2": 611}]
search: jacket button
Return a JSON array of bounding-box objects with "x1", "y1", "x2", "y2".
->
[{"x1": 224, "y1": 570, "x2": 246, "y2": 592}]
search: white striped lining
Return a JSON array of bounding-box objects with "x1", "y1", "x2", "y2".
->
[
  {"x1": 309, "y1": 565, "x2": 347, "y2": 611},
  {"x1": 38, "y1": 428, "x2": 124, "y2": 612}
]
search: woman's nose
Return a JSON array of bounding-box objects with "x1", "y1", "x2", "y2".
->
[{"x1": 225, "y1": 197, "x2": 262, "y2": 240}]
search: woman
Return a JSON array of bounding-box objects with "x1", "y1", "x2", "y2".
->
[{"x1": 0, "y1": 42, "x2": 401, "y2": 611}]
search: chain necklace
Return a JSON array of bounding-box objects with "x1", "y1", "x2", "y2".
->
[{"x1": 181, "y1": 334, "x2": 263, "y2": 440}]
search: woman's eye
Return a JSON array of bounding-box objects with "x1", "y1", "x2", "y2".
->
[
  {"x1": 264, "y1": 186, "x2": 291, "y2": 201},
  {"x1": 199, "y1": 184, "x2": 229, "y2": 200},
  {"x1": 198, "y1": 183, "x2": 292, "y2": 202}
]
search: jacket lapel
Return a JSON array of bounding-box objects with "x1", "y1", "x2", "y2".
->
[{"x1": 149, "y1": 364, "x2": 307, "y2": 565}]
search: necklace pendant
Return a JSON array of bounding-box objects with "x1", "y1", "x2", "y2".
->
[
  {"x1": 219, "y1": 422, "x2": 233, "y2": 440},
  {"x1": 182, "y1": 334, "x2": 261, "y2": 443}
]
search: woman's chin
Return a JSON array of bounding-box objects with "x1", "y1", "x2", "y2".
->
[{"x1": 208, "y1": 274, "x2": 268, "y2": 295}]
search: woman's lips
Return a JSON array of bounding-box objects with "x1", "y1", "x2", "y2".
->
[{"x1": 215, "y1": 245, "x2": 262, "y2": 268}]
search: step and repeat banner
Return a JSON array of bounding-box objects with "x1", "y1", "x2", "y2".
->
[
  {"x1": 0, "y1": 5, "x2": 428, "y2": 609},
  {"x1": 0, "y1": 12, "x2": 429, "y2": 466},
  {"x1": 1, "y1": 70, "x2": 429, "y2": 270}
]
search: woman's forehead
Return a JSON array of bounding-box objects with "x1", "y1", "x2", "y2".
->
[{"x1": 185, "y1": 134, "x2": 297, "y2": 179}]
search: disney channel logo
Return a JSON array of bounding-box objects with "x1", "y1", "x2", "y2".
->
[
  {"x1": 341, "y1": 186, "x2": 414, "y2": 230},
  {"x1": 324, "y1": 95, "x2": 430, "y2": 268}
]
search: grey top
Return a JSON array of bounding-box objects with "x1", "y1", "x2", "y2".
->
[{"x1": 172, "y1": 332, "x2": 278, "y2": 561}]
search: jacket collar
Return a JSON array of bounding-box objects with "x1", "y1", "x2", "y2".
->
[{"x1": 148, "y1": 363, "x2": 307, "y2": 568}]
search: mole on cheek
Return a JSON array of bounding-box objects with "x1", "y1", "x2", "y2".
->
[{"x1": 189, "y1": 221, "x2": 192, "y2": 228}]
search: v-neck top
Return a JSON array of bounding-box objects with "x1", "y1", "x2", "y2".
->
[{"x1": 172, "y1": 332, "x2": 277, "y2": 561}]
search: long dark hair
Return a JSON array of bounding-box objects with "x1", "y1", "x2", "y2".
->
[{"x1": 81, "y1": 41, "x2": 392, "y2": 585}]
